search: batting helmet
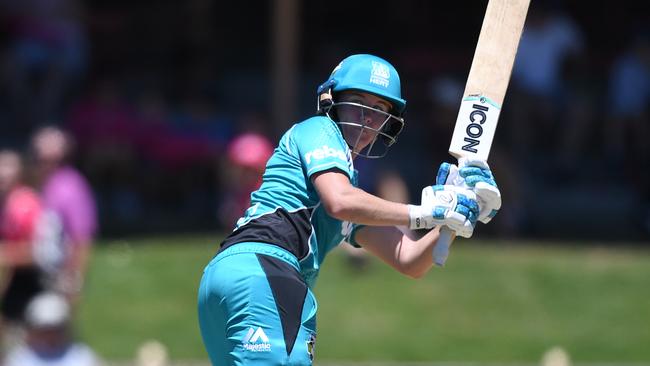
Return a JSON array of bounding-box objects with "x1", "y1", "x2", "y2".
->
[{"x1": 317, "y1": 54, "x2": 406, "y2": 115}]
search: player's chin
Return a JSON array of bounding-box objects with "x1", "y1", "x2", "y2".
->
[
  {"x1": 361, "y1": 133, "x2": 380, "y2": 146},
  {"x1": 352, "y1": 140, "x2": 376, "y2": 155}
]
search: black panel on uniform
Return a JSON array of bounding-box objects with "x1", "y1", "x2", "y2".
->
[
  {"x1": 256, "y1": 253, "x2": 307, "y2": 356},
  {"x1": 220, "y1": 207, "x2": 313, "y2": 260}
]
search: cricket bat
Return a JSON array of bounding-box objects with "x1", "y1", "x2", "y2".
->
[{"x1": 433, "y1": 0, "x2": 530, "y2": 266}]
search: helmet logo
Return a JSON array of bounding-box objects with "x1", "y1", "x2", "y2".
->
[{"x1": 369, "y1": 61, "x2": 390, "y2": 88}]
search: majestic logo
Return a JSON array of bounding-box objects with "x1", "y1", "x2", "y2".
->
[
  {"x1": 304, "y1": 145, "x2": 347, "y2": 165},
  {"x1": 242, "y1": 327, "x2": 271, "y2": 352},
  {"x1": 369, "y1": 61, "x2": 390, "y2": 88}
]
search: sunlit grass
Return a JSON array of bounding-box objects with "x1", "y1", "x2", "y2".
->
[{"x1": 77, "y1": 235, "x2": 650, "y2": 363}]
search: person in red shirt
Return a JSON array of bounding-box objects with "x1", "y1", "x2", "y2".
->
[{"x1": 0, "y1": 149, "x2": 44, "y2": 339}]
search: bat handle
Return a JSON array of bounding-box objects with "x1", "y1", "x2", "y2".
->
[{"x1": 433, "y1": 226, "x2": 454, "y2": 267}]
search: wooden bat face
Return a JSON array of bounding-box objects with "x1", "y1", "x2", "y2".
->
[{"x1": 448, "y1": 94, "x2": 502, "y2": 161}]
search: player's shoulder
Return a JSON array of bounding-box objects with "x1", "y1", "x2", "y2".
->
[
  {"x1": 294, "y1": 115, "x2": 337, "y2": 132},
  {"x1": 292, "y1": 115, "x2": 341, "y2": 141}
]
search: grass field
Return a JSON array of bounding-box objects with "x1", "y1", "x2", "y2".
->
[{"x1": 76, "y1": 234, "x2": 650, "y2": 364}]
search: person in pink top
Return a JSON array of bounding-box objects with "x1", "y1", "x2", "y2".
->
[
  {"x1": 216, "y1": 132, "x2": 274, "y2": 229},
  {"x1": 30, "y1": 126, "x2": 97, "y2": 305}
]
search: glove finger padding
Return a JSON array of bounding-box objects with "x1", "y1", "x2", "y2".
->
[
  {"x1": 459, "y1": 167, "x2": 496, "y2": 187},
  {"x1": 446, "y1": 187, "x2": 479, "y2": 238},
  {"x1": 411, "y1": 185, "x2": 479, "y2": 235},
  {"x1": 475, "y1": 181, "x2": 501, "y2": 224},
  {"x1": 457, "y1": 158, "x2": 501, "y2": 225},
  {"x1": 454, "y1": 217, "x2": 476, "y2": 238},
  {"x1": 436, "y1": 162, "x2": 460, "y2": 185},
  {"x1": 455, "y1": 193, "x2": 479, "y2": 225},
  {"x1": 430, "y1": 185, "x2": 478, "y2": 238},
  {"x1": 458, "y1": 157, "x2": 490, "y2": 171}
]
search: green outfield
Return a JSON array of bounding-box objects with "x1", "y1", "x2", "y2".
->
[{"x1": 77, "y1": 234, "x2": 650, "y2": 364}]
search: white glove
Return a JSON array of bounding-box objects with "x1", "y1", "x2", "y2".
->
[
  {"x1": 408, "y1": 185, "x2": 479, "y2": 238},
  {"x1": 436, "y1": 158, "x2": 501, "y2": 224}
]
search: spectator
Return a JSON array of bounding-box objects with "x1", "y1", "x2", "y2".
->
[
  {"x1": 0, "y1": 149, "x2": 44, "y2": 350},
  {"x1": 65, "y1": 77, "x2": 141, "y2": 224},
  {"x1": 1, "y1": 0, "x2": 88, "y2": 136},
  {"x1": 130, "y1": 88, "x2": 178, "y2": 221},
  {"x1": 2, "y1": 291, "x2": 101, "y2": 366},
  {"x1": 160, "y1": 90, "x2": 234, "y2": 222},
  {"x1": 605, "y1": 32, "x2": 650, "y2": 169},
  {"x1": 29, "y1": 126, "x2": 97, "y2": 305},
  {"x1": 216, "y1": 132, "x2": 274, "y2": 230},
  {"x1": 604, "y1": 31, "x2": 650, "y2": 234},
  {"x1": 507, "y1": 3, "x2": 586, "y2": 170}
]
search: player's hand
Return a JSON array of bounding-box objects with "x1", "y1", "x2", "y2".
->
[
  {"x1": 436, "y1": 161, "x2": 460, "y2": 185},
  {"x1": 408, "y1": 185, "x2": 478, "y2": 238},
  {"x1": 458, "y1": 158, "x2": 501, "y2": 224},
  {"x1": 436, "y1": 159, "x2": 501, "y2": 224}
]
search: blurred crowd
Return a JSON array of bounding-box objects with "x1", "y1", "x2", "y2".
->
[
  {"x1": 396, "y1": 3, "x2": 650, "y2": 240},
  {"x1": 0, "y1": 127, "x2": 100, "y2": 363},
  {"x1": 0, "y1": 0, "x2": 648, "y2": 241},
  {"x1": 0, "y1": 0, "x2": 276, "y2": 237},
  {"x1": 0, "y1": 0, "x2": 648, "y2": 363}
]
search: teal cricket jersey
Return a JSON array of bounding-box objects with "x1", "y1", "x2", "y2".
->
[{"x1": 220, "y1": 116, "x2": 361, "y2": 287}]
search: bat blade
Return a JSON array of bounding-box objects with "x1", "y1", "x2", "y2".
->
[
  {"x1": 448, "y1": 0, "x2": 530, "y2": 161},
  {"x1": 434, "y1": 0, "x2": 530, "y2": 267}
]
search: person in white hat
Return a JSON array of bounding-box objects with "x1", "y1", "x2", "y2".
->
[{"x1": 2, "y1": 291, "x2": 101, "y2": 366}]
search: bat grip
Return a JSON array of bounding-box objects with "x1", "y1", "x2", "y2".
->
[{"x1": 433, "y1": 226, "x2": 454, "y2": 267}]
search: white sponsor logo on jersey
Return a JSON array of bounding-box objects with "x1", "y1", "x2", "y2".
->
[
  {"x1": 340, "y1": 221, "x2": 353, "y2": 237},
  {"x1": 304, "y1": 145, "x2": 347, "y2": 165},
  {"x1": 242, "y1": 326, "x2": 272, "y2": 352},
  {"x1": 369, "y1": 61, "x2": 390, "y2": 88}
]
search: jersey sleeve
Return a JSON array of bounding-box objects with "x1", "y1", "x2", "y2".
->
[{"x1": 292, "y1": 117, "x2": 353, "y2": 180}]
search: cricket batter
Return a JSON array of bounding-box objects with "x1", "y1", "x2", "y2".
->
[{"x1": 198, "y1": 54, "x2": 501, "y2": 365}]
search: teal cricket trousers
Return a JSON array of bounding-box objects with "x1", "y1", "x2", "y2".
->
[{"x1": 198, "y1": 242, "x2": 318, "y2": 365}]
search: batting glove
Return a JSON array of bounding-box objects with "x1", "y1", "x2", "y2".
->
[
  {"x1": 436, "y1": 158, "x2": 501, "y2": 224},
  {"x1": 408, "y1": 185, "x2": 479, "y2": 238},
  {"x1": 458, "y1": 158, "x2": 501, "y2": 224}
]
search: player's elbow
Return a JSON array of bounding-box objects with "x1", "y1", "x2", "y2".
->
[
  {"x1": 322, "y1": 200, "x2": 352, "y2": 221},
  {"x1": 395, "y1": 261, "x2": 430, "y2": 279},
  {"x1": 401, "y1": 266, "x2": 428, "y2": 280},
  {"x1": 321, "y1": 191, "x2": 356, "y2": 221}
]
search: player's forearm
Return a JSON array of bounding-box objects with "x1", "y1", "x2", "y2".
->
[
  {"x1": 323, "y1": 186, "x2": 410, "y2": 226},
  {"x1": 394, "y1": 227, "x2": 440, "y2": 278},
  {"x1": 357, "y1": 226, "x2": 441, "y2": 279}
]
